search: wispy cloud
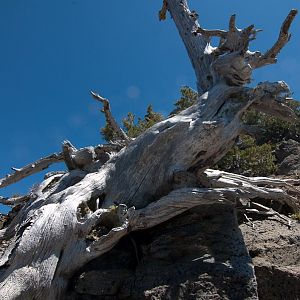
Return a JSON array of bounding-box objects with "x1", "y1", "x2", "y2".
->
[{"x1": 126, "y1": 85, "x2": 140, "y2": 99}]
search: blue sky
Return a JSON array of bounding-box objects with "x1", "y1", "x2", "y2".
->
[{"x1": 0, "y1": 0, "x2": 299, "y2": 213}]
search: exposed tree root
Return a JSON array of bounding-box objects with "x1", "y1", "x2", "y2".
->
[{"x1": 198, "y1": 169, "x2": 300, "y2": 212}]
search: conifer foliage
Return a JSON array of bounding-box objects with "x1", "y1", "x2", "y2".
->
[{"x1": 101, "y1": 105, "x2": 163, "y2": 141}]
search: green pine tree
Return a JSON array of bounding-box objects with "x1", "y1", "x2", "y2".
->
[
  {"x1": 123, "y1": 105, "x2": 163, "y2": 138},
  {"x1": 170, "y1": 86, "x2": 198, "y2": 115},
  {"x1": 101, "y1": 105, "x2": 163, "y2": 142}
]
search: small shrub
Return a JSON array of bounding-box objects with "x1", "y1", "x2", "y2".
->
[
  {"x1": 291, "y1": 212, "x2": 300, "y2": 222},
  {"x1": 216, "y1": 135, "x2": 277, "y2": 176}
]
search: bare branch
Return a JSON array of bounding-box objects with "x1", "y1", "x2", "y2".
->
[
  {"x1": 0, "y1": 140, "x2": 127, "y2": 191},
  {"x1": 129, "y1": 188, "x2": 233, "y2": 231},
  {"x1": 82, "y1": 189, "x2": 233, "y2": 261},
  {"x1": 202, "y1": 169, "x2": 300, "y2": 189},
  {"x1": 250, "y1": 9, "x2": 298, "y2": 68},
  {"x1": 240, "y1": 24, "x2": 255, "y2": 51},
  {"x1": 159, "y1": 0, "x2": 168, "y2": 21},
  {"x1": 129, "y1": 184, "x2": 299, "y2": 231},
  {"x1": 81, "y1": 176, "x2": 299, "y2": 263},
  {"x1": 216, "y1": 23, "x2": 261, "y2": 54},
  {"x1": 91, "y1": 91, "x2": 131, "y2": 145},
  {"x1": 0, "y1": 152, "x2": 64, "y2": 189},
  {"x1": 266, "y1": 9, "x2": 297, "y2": 58},
  {"x1": 229, "y1": 14, "x2": 236, "y2": 32},
  {"x1": 0, "y1": 195, "x2": 30, "y2": 206},
  {"x1": 198, "y1": 169, "x2": 300, "y2": 212}
]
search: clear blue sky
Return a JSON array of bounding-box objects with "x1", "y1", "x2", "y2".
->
[{"x1": 0, "y1": 0, "x2": 299, "y2": 213}]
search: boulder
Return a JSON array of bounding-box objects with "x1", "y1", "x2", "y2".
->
[
  {"x1": 276, "y1": 139, "x2": 300, "y2": 176},
  {"x1": 240, "y1": 214, "x2": 300, "y2": 299}
]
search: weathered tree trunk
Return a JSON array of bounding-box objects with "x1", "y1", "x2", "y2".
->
[{"x1": 0, "y1": 1, "x2": 298, "y2": 299}]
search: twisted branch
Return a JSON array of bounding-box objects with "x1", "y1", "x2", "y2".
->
[{"x1": 249, "y1": 9, "x2": 298, "y2": 68}]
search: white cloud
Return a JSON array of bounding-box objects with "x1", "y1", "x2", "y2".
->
[
  {"x1": 67, "y1": 114, "x2": 85, "y2": 128},
  {"x1": 126, "y1": 85, "x2": 140, "y2": 99}
]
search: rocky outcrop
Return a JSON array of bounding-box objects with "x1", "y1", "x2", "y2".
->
[
  {"x1": 240, "y1": 214, "x2": 300, "y2": 300},
  {"x1": 68, "y1": 204, "x2": 258, "y2": 299},
  {"x1": 276, "y1": 139, "x2": 300, "y2": 176},
  {"x1": 67, "y1": 204, "x2": 300, "y2": 300}
]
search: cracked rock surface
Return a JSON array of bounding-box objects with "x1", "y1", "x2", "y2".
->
[{"x1": 240, "y1": 215, "x2": 300, "y2": 300}]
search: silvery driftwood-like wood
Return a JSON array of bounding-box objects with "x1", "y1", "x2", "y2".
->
[{"x1": 0, "y1": 0, "x2": 298, "y2": 299}]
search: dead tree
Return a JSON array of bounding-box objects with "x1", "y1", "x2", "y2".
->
[{"x1": 0, "y1": 1, "x2": 299, "y2": 299}]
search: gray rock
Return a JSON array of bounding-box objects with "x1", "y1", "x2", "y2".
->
[
  {"x1": 69, "y1": 204, "x2": 258, "y2": 299},
  {"x1": 240, "y1": 215, "x2": 300, "y2": 300},
  {"x1": 276, "y1": 139, "x2": 300, "y2": 176}
]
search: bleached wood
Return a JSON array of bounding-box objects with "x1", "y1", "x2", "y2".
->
[
  {"x1": 0, "y1": 152, "x2": 64, "y2": 189},
  {"x1": 0, "y1": 142, "x2": 120, "y2": 192},
  {"x1": 0, "y1": 1, "x2": 298, "y2": 299},
  {"x1": 166, "y1": 0, "x2": 212, "y2": 92},
  {"x1": 62, "y1": 140, "x2": 77, "y2": 170},
  {"x1": 199, "y1": 169, "x2": 300, "y2": 211},
  {"x1": 249, "y1": 9, "x2": 298, "y2": 68}
]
